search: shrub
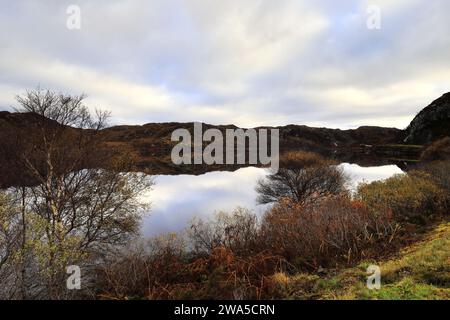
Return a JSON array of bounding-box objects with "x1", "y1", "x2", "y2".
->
[
  {"x1": 260, "y1": 196, "x2": 396, "y2": 269},
  {"x1": 420, "y1": 137, "x2": 450, "y2": 161},
  {"x1": 256, "y1": 151, "x2": 348, "y2": 205},
  {"x1": 416, "y1": 161, "x2": 450, "y2": 192},
  {"x1": 97, "y1": 233, "x2": 189, "y2": 299},
  {"x1": 96, "y1": 242, "x2": 150, "y2": 299},
  {"x1": 186, "y1": 247, "x2": 286, "y2": 299},
  {"x1": 188, "y1": 208, "x2": 260, "y2": 257},
  {"x1": 356, "y1": 173, "x2": 446, "y2": 222},
  {"x1": 96, "y1": 235, "x2": 286, "y2": 300},
  {"x1": 415, "y1": 161, "x2": 450, "y2": 212}
]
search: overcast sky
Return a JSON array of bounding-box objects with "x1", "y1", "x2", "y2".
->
[{"x1": 0, "y1": 0, "x2": 449, "y2": 128}]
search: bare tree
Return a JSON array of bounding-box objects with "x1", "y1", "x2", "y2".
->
[
  {"x1": 256, "y1": 151, "x2": 348, "y2": 205},
  {"x1": 6, "y1": 89, "x2": 153, "y2": 299},
  {"x1": 188, "y1": 208, "x2": 259, "y2": 256}
]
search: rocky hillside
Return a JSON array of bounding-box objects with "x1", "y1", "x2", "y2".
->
[
  {"x1": 405, "y1": 92, "x2": 450, "y2": 144},
  {"x1": 99, "y1": 122, "x2": 405, "y2": 171},
  {"x1": 0, "y1": 92, "x2": 448, "y2": 187},
  {"x1": 0, "y1": 112, "x2": 407, "y2": 187}
]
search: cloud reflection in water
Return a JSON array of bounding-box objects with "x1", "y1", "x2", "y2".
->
[{"x1": 141, "y1": 164, "x2": 404, "y2": 237}]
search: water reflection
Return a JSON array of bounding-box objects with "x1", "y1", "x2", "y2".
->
[
  {"x1": 340, "y1": 163, "x2": 404, "y2": 191},
  {"x1": 141, "y1": 164, "x2": 404, "y2": 237}
]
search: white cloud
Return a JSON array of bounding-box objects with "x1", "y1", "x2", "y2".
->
[
  {"x1": 0, "y1": 48, "x2": 179, "y2": 119},
  {"x1": 0, "y1": 0, "x2": 449, "y2": 128}
]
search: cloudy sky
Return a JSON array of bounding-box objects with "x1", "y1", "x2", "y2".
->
[{"x1": 0, "y1": 0, "x2": 449, "y2": 129}]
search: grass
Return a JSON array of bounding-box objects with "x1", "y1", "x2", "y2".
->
[
  {"x1": 384, "y1": 144, "x2": 423, "y2": 149},
  {"x1": 382, "y1": 144, "x2": 424, "y2": 150},
  {"x1": 271, "y1": 220, "x2": 450, "y2": 300}
]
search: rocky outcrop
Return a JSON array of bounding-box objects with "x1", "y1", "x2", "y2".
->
[
  {"x1": 278, "y1": 125, "x2": 404, "y2": 151},
  {"x1": 404, "y1": 92, "x2": 450, "y2": 144}
]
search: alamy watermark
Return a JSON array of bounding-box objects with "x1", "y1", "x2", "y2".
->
[
  {"x1": 66, "y1": 265, "x2": 81, "y2": 290},
  {"x1": 66, "y1": 5, "x2": 81, "y2": 30},
  {"x1": 366, "y1": 264, "x2": 381, "y2": 290},
  {"x1": 171, "y1": 122, "x2": 279, "y2": 173},
  {"x1": 366, "y1": 5, "x2": 382, "y2": 30}
]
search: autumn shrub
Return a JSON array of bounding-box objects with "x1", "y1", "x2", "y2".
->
[
  {"x1": 97, "y1": 193, "x2": 401, "y2": 299},
  {"x1": 96, "y1": 243, "x2": 150, "y2": 299},
  {"x1": 97, "y1": 209, "x2": 287, "y2": 300},
  {"x1": 184, "y1": 247, "x2": 287, "y2": 299},
  {"x1": 256, "y1": 151, "x2": 348, "y2": 205},
  {"x1": 260, "y1": 196, "x2": 397, "y2": 269},
  {"x1": 416, "y1": 161, "x2": 450, "y2": 192},
  {"x1": 420, "y1": 136, "x2": 450, "y2": 161},
  {"x1": 96, "y1": 235, "x2": 287, "y2": 300},
  {"x1": 414, "y1": 161, "x2": 450, "y2": 217},
  {"x1": 188, "y1": 208, "x2": 261, "y2": 257},
  {"x1": 356, "y1": 173, "x2": 446, "y2": 223},
  {"x1": 97, "y1": 233, "x2": 190, "y2": 299}
]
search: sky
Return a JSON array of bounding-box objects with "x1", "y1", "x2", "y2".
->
[{"x1": 0, "y1": 0, "x2": 449, "y2": 129}]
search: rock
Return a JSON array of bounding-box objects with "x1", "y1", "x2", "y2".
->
[
  {"x1": 404, "y1": 92, "x2": 450, "y2": 144},
  {"x1": 317, "y1": 266, "x2": 326, "y2": 274}
]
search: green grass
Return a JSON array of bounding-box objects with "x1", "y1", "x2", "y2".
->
[
  {"x1": 358, "y1": 278, "x2": 448, "y2": 300},
  {"x1": 384, "y1": 144, "x2": 424, "y2": 149},
  {"x1": 387, "y1": 158, "x2": 421, "y2": 162},
  {"x1": 273, "y1": 221, "x2": 450, "y2": 300}
]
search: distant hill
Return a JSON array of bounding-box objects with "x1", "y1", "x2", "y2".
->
[
  {"x1": 1, "y1": 92, "x2": 449, "y2": 187},
  {"x1": 98, "y1": 122, "x2": 405, "y2": 171}
]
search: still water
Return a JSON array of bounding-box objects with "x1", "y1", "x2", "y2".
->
[{"x1": 141, "y1": 164, "x2": 404, "y2": 237}]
